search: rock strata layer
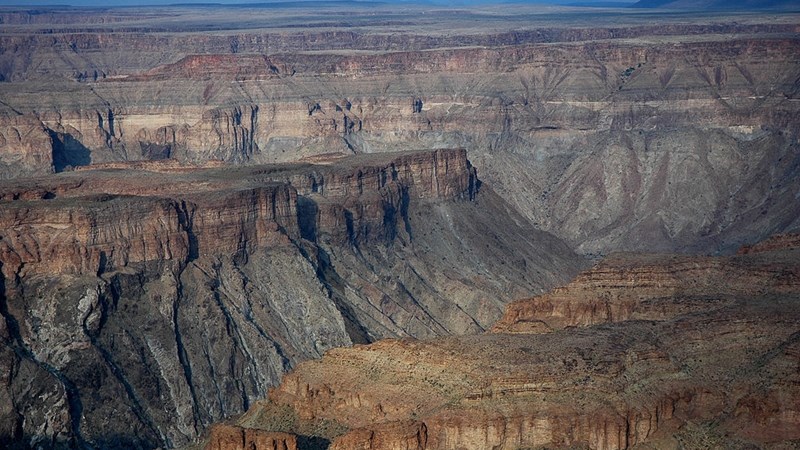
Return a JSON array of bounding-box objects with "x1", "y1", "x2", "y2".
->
[
  {"x1": 0, "y1": 7, "x2": 797, "y2": 253},
  {"x1": 216, "y1": 235, "x2": 800, "y2": 450},
  {"x1": 0, "y1": 149, "x2": 582, "y2": 449},
  {"x1": 206, "y1": 425, "x2": 297, "y2": 450}
]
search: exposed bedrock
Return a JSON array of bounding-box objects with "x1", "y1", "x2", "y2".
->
[
  {"x1": 1, "y1": 32, "x2": 798, "y2": 253},
  {"x1": 222, "y1": 235, "x2": 800, "y2": 450},
  {"x1": 205, "y1": 425, "x2": 297, "y2": 450},
  {"x1": 492, "y1": 245, "x2": 800, "y2": 333},
  {"x1": 0, "y1": 149, "x2": 583, "y2": 448},
  {"x1": 0, "y1": 113, "x2": 54, "y2": 179},
  {"x1": 0, "y1": 10, "x2": 798, "y2": 448}
]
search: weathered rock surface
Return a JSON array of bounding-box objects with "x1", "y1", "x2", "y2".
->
[
  {"x1": 206, "y1": 425, "x2": 296, "y2": 450},
  {"x1": 0, "y1": 149, "x2": 583, "y2": 448},
  {"x1": 0, "y1": 6, "x2": 798, "y2": 254},
  {"x1": 219, "y1": 235, "x2": 800, "y2": 449},
  {"x1": 1, "y1": 5, "x2": 799, "y2": 449},
  {"x1": 737, "y1": 232, "x2": 800, "y2": 255},
  {"x1": 0, "y1": 113, "x2": 54, "y2": 179},
  {"x1": 492, "y1": 244, "x2": 800, "y2": 333}
]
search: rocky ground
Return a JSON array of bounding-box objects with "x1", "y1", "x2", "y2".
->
[
  {"x1": 0, "y1": 4, "x2": 798, "y2": 449},
  {"x1": 0, "y1": 6, "x2": 798, "y2": 254},
  {"x1": 211, "y1": 234, "x2": 800, "y2": 450},
  {"x1": 0, "y1": 149, "x2": 583, "y2": 448}
]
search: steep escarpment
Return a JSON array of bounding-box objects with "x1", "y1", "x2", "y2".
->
[
  {"x1": 1, "y1": 7, "x2": 799, "y2": 448},
  {"x1": 218, "y1": 236, "x2": 800, "y2": 450},
  {"x1": 1, "y1": 12, "x2": 798, "y2": 253},
  {"x1": 0, "y1": 185, "x2": 297, "y2": 280},
  {"x1": 205, "y1": 425, "x2": 297, "y2": 450},
  {"x1": 0, "y1": 149, "x2": 583, "y2": 449},
  {"x1": 0, "y1": 112, "x2": 54, "y2": 179},
  {"x1": 1, "y1": 14, "x2": 796, "y2": 82},
  {"x1": 492, "y1": 243, "x2": 800, "y2": 333},
  {"x1": 10, "y1": 36, "x2": 800, "y2": 163}
]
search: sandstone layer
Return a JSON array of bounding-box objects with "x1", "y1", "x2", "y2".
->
[
  {"x1": 0, "y1": 6, "x2": 797, "y2": 253},
  {"x1": 216, "y1": 235, "x2": 800, "y2": 450},
  {"x1": 0, "y1": 149, "x2": 583, "y2": 449},
  {"x1": 1, "y1": 5, "x2": 799, "y2": 449}
]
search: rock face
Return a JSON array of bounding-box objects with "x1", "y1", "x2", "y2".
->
[
  {"x1": 1, "y1": 5, "x2": 799, "y2": 449},
  {"x1": 206, "y1": 425, "x2": 297, "y2": 450},
  {"x1": 0, "y1": 113, "x2": 54, "y2": 179},
  {"x1": 0, "y1": 6, "x2": 798, "y2": 254},
  {"x1": 492, "y1": 248, "x2": 800, "y2": 333},
  {"x1": 0, "y1": 149, "x2": 583, "y2": 449},
  {"x1": 221, "y1": 235, "x2": 800, "y2": 450}
]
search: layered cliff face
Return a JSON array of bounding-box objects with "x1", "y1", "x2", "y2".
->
[
  {"x1": 492, "y1": 249, "x2": 800, "y2": 333},
  {"x1": 0, "y1": 149, "x2": 583, "y2": 449},
  {"x1": 1, "y1": 6, "x2": 799, "y2": 449},
  {"x1": 0, "y1": 7, "x2": 798, "y2": 253},
  {"x1": 218, "y1": 235, "x2": 800, "y2": 450},
  {"x1": 0, "y1": 113, "x2": 54, "y2": 179}
]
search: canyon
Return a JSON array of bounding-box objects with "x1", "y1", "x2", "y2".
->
[
  {"x1": 0, "y1": 2, "x2": 798, "y2": 449},
  {"x1": 0, "y1": 5, "x2": 797, "y2": 254},
  {"x1": 0, "y1": 149, "x2": 582, "y2": 448},
  {"x1": 215, "y1": 234, "x2": 800, "y2": 450}
]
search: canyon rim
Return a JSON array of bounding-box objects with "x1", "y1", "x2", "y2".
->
[{"x1": 0, "y1": 1, "x2": 798, "y2": 449}]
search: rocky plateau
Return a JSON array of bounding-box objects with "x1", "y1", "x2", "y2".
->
[
  {"x1": 0, "y1": 3, "x2": 798, "y2": 450},
  {"x1": 215, "y1": 234, "x2": 800, "y2": 450},
  {"x1": 0, "y1": 5, "x2": 797, "y2": 254},
  {"x1": 0, "y1": 148, "x2": 582, "y2": 448}
]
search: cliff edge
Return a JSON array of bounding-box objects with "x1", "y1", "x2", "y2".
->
[{"x1": 0, "y1": 149, "x2": 583, "y2": 449}]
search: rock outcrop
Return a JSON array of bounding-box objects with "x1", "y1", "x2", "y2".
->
[
  {"x1": 206, "y1": 425, "x2": 297, "y2": 450},
  {"x1": 0, "y1": 113, "x2": 54, "y2": 179},
  {"x1": 492, "y1": 246, "x2": 800, "y2": 333},
  {"x1": 737, "y1": 232, "x2": 800, "y2": 255},
  {"x1": 0, "y1": 6, "x2": 797, "y2": 254},
  {"x1": 1, "y1": 5, "x2": 799, "y2": 449},
  {"x1": 216, "y1": 235, "x2": 800, "y2": 449},
  {"x1": 0, "y1": 149, "x2": 583, "y2": 449}
]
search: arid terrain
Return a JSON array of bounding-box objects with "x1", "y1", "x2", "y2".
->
[
  {"x1": 0, "y1": 149, "x2": 584, "y2": 448},
  {"x1": 0, "y1": 2, "x2": 798, "y2": 449},
  {"x1": 1, "y1": 4, "x2": 798, "y2": 254},
  {"x1": 211, "y1": 234, "x2": 800, "y2": 450}
]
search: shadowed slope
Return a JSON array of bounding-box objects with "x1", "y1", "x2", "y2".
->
[
  {"x1": 0, "y1": 150, "x2": 583, "y2": 448},
  {"x1": 215, "y1": 235, "x2": 800, "y2": 450}
]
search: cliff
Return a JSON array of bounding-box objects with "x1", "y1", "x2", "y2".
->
[
  {"x1": 492, "y1": 244, "x2": 800, "y2": 333},
  {"x1": 1, "y1": 6, "x2": 799, "y2": 449},
  {"x1": 0, "y1": 12, "x2": 797, "y2": 253},
  {"x1": 0, "y1": 113, "x2": 54, "y2": 179},
  {"x1": 205, "y1": 425, "x2": 297, "y2": 450},
  {"x1": 0, "y1": 185, "x2": 298, "y2": 280},
  {"x1": 0, "y1": 149, "x2": 583, "y2": 449},
  {"x1": 216, "y1": 235, "x2": 800, "y2": 450}
]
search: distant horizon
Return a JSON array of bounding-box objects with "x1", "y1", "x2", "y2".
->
[{"x1": 0, "y1": 0, "x2": 638, "y2": 7}]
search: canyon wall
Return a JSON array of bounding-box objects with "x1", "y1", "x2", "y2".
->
[
  {"x1": 1, "y1": 7, "x2": 799, "y2": 449},
  {"x1": 0, "y1": 149, "x2": 583, "y2": 449},
  {"x1": 219, "y1": 235, "x2": 800, "y2": 450},
  {"x1": 0, "y1": 10, "x2": 798, "y2": 254}
]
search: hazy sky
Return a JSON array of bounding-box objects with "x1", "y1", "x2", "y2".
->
[{"x1": 0, "y1": 0, "x2": 636, "y2": 6}]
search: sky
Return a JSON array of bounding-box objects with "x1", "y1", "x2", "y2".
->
[{"x1": 0, "y1": 0, "x2": 636, "y2": 6}]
